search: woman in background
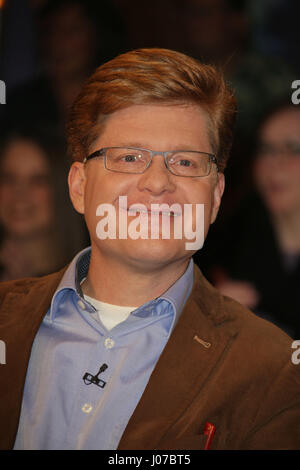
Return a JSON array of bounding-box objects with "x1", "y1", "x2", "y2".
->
[
  {"x1": 196, "y1": 103, "x2": 300, "y2": 338},
  {"x1": 0, "y1": 128, "x2": 88, "y2": 281}
]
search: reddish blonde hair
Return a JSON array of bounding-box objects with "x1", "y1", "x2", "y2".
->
[{"x1": 66, "y1": 48, "x2": 237, "y2": 172}]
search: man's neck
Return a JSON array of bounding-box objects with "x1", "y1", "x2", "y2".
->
[{"x1": 81, "y1": 249, "x2": 191, "y2": 307}]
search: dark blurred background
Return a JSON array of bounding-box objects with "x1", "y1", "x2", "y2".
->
[{"x1": 0, "y1": 0, "x2": 300, "y2": 337}]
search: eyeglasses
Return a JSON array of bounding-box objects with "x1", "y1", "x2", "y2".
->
[{"x1": 83, "y1": 147, "x2": 218, "y2": 177}]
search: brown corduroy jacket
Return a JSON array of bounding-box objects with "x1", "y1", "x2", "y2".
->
[{"x1": 0, "y1": 264, "x2": 300, "y2": 450}]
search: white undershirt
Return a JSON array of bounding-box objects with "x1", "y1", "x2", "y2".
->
[{"x1": 83, "y1": 294, "x2": 137, "y2": 331}]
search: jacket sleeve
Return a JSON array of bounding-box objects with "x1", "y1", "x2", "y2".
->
[{"x1": 240, "y1": 360, "x2": 300, "y2": 449}]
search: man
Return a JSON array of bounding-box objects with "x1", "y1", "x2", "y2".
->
[{"x1": 0, "y1": 48, "x2": 299, "y2": 450}]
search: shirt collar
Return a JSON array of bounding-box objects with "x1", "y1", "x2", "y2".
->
[
  {"x1": 49, "y1": 246, "x2": 194, "y2": 322},
  {"x1": 49, "y1": 247, "x2": 92, "y2": 320},
  {"x1": 160, "y1": 258, "x2": 194, "y2": 319},
  {"x1": 57, "y1": 246, "x2": 91, "y2": 291}
]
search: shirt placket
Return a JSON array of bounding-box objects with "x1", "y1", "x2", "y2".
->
[{"x1": 63, "y1": 330, "x2": 125, "y2": 449}]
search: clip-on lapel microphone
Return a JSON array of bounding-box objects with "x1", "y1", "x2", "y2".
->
[{"x1": 83, "y1": 363, "x2": 108, "y2": 388}]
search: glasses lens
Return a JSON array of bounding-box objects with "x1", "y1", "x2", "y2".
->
[
  {"x1": 105, "y1": 148, "x2": 150, "y2": 173},
  {"x1": 168, "y1": 152, "x2": 211, "y2": 176}
]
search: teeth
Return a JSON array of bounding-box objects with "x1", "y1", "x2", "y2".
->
[
  {"x1": 162, "y1": 212, "x2": 180, "y2": 217},
  {"x1": 127, "y1": 209, "x2": 180, "y2": 216}
]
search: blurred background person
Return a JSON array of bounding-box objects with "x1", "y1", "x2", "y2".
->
[
  {"x1": 1, "y1": 0, "x2": 127, "y2": 136},
  {"x1": 0, "y1": 128, "x2": 88, "y2": 281},
  {"x1": 249, "y1": 0, "x2": 300, "y2": 75},
  {"x1": 0, "y1": 0, "x2": 37, "y2": 93},
  {"x1": 174, "y1": 0, "x2": 295, "y2": 218},
  {"x1": 195, "y1": 103, "x2": 300, "y2": 338},
  {"x1": 177, "y1": 0, "x2": 294, "y2": 137}
]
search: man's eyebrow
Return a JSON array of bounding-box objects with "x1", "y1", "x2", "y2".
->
[
  {"x1": 104, "y1": 143, "x2": 202, "y2": 151},
  {"x1": 105, "y1": 142, "x2": 147, "y2": 149}
]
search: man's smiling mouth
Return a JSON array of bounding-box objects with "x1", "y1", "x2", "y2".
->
[{"x1": 127, "y1": 207, "x2": 181, "y2": 217}]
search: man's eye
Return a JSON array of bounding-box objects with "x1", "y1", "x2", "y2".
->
[
  {"x1": 178, "y1": 159, "x2": 192, "y2": 167},
  {"x1": 169, "y1": 154, "x2": 198, "y2": 168},
  {"x1": 123, "y1": 154, "x2": 138, "y2": 162}
]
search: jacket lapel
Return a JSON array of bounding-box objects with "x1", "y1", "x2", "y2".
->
[
  {"x1": 118, "y1": 266, "x2": 238, "y2": 449},
  {"x1": 0, "y1": 268, "x2": 67, "y2": 450}
]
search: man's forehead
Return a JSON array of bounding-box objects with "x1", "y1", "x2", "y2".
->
[{"x1": 88, "y1": 103, "x2": 214, "y2": 151}]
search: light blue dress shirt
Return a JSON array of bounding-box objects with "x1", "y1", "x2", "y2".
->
[{"x1": 14, "y1": 247, "x2": 194, "y2": 450}]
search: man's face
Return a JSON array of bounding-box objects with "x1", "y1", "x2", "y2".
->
[{"x1": 69, "y1": 103, "x2": 224, "y2": 270}]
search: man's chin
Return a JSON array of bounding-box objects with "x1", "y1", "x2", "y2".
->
[
  {"x1": 131, "y1": 238, "x2": 184, "y2": 260},
  {"x1": 97, "y1": 238, "x2": 191, "y2": 271}
]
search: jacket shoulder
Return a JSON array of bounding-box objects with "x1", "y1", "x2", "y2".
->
[
  {"x1": 0, "y1": 267, "x2": 68, "y2": 302},
  {"x1": 193, "y1": 265, "x2": 295, "y2": 365},
  {"x1": 222, "y1": 292, "x2": 294, "y2": 345},
  {"x1": 220, "y1": 292, "x2": 299, "y2": 382}
]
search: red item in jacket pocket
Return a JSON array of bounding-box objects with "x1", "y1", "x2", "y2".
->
[{"x1": 203, "y1": 422, "x2": 216, "y2": 450}]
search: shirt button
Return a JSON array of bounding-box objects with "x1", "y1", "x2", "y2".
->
[
  {"x1": 77, "y1": 299, "x2": 86, "y2": 310},
  {"x1": 104, "y1": 337, "x2": 115, "y2": 349},
  {"x1": 82, "y1": 403, "x2": 93, "y2": 414}
]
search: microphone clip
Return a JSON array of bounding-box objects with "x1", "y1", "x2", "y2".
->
[{"x1": 83, "y1": 363, "x2": 108, "y2": 388}]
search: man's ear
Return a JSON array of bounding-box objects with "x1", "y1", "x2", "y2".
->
[
  {"x1": 68, "y1": 162, "x2": 86, "y2": 214},
  {"x1": 210, "y1": 172, "x2": 225, "y2": 225}
]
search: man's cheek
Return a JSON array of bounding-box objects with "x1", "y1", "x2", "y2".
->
[
  {"x1": 184, "y1": 203, "x2": 205, "y2": 251},
  {"x1": 83, "y1": 197, "x2": 101, "y2": 233}
]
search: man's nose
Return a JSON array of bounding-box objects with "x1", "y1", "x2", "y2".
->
[{"x1": 136, "y1": 154, "x2": 176, "y2": 195}]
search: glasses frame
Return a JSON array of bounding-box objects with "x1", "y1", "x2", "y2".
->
[{"x1": 83, "y1": 147, "x2": 218, "y2": 177}]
